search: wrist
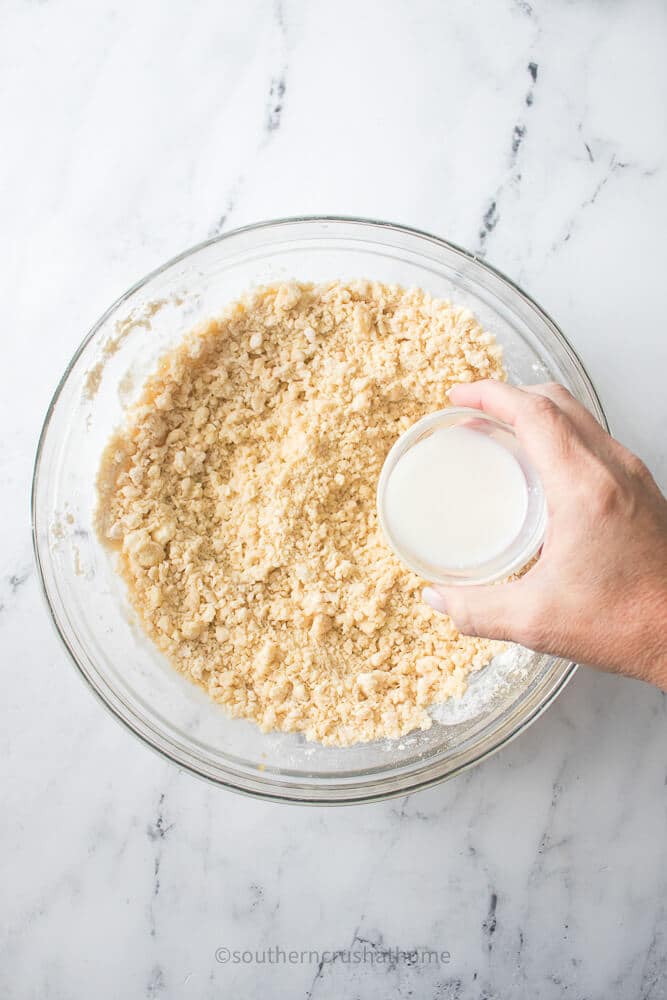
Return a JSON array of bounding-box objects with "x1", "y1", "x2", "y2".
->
[{"x1": 626, "y1": 580, "x2": 667, "y2": 690}]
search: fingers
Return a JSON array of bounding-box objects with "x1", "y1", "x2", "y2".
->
[
  {"x1": 449, "y1": 379, "x2": 606, "y2": 447},
  {"x1": 447, "y1": 380, "x2": 582, "y2": 494},
  {"x1": 447, "y1": 380, "x2": 530, "y2": 426},
  {"x1": 423, "y1": 579, "x2": 535, "y2": 644},
  {"x1": 521, "y1": 383, "x2": 609, "y2": 449}
]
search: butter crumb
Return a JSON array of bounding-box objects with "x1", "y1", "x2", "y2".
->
[{"x1": 96, "y1": 281, "x2": 505, "y2": 746}]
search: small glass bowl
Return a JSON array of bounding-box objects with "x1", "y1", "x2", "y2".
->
[{"x1": 377, "y1": 407, "x2": 546, "y2": 586}]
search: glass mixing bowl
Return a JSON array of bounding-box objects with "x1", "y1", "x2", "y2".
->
[{"x1": 32, "y1": 217, "x2": 607, "y2": 804}]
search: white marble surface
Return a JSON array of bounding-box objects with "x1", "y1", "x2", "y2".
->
[{"x1": 2, "y1": 1, "x2": 666, "y2": 997}]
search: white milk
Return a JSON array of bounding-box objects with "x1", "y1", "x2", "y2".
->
[{"x1": 383, "y1": 425, "x2": 528, "y2": 570}]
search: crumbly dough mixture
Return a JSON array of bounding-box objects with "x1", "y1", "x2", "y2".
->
[{"x1": 96, "y1": 281, "x2": 505, "y2": 746}]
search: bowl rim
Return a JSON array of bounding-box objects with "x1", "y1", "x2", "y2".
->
[{"x1": 31, "y1": 214, "x2": 607, "y2": 804}]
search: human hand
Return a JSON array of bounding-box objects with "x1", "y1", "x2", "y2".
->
[{"x1": 422, "y1": 381, "x2": 667, "y2": 689}]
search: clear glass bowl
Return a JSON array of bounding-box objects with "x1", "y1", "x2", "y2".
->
[
  {"x1": 377, "y1": 407, "x2": 547, "y2": 585},
  {"x1": 32, "y1": 217, "x2": 607, "y2": 804}
]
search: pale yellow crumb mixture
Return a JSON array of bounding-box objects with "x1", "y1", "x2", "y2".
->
[{"x1": 96, "y1": 281, "x2": 506, "y2": 746}]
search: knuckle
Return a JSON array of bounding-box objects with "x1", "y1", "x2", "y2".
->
[
  {"x1": 524, "y1": 400, "x2": 578, "y2": 466},
  {"x1": 515, "y1": 604, "x2": 548, "y2": 650},
  {"x1": 446, "y1": 596, "x2": 477, "y2": 637},
  {"x1": 527, "y1": 393, "x2": 559, "y2": 419},
  {"x1": 449, "y1": 598, "x2": 512, "y2": 642},
  {"x1": 624, "y1": 451, "x2": 651, "y2": 482},
  {"x1": 544, "y1": 382, "x2": 573, "y2": 404},
  {"x1": 446, "y1": 594, "x2": 492, "y2": 639},
  {"x1": 590, "y1": 466, "x2": 623, "y2": 516}
]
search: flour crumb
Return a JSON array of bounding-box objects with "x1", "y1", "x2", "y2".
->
[{"x1": 96, "y1": 281, "x2": 506, "y2": 746}]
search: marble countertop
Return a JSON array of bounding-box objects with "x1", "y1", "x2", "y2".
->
[{"x1": 2, "y1": 1, "x2": 666, "y2": 997}]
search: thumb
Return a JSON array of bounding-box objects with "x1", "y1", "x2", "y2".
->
[{"x1": 422, "y1": 580, "x2": 528, "y2": 642}]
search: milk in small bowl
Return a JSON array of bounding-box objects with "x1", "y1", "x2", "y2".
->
[{"x1": 377, "y1": 407, "x2": 546, "y2": 585}]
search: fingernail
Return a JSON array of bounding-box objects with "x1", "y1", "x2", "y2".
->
[{"x1": 422, "y1": 586, "x2": 448, "y2": 614}]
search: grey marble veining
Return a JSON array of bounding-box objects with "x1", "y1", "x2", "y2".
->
[{"x1": 1, "y1": 1, "x2": 666, "y2": 997}]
